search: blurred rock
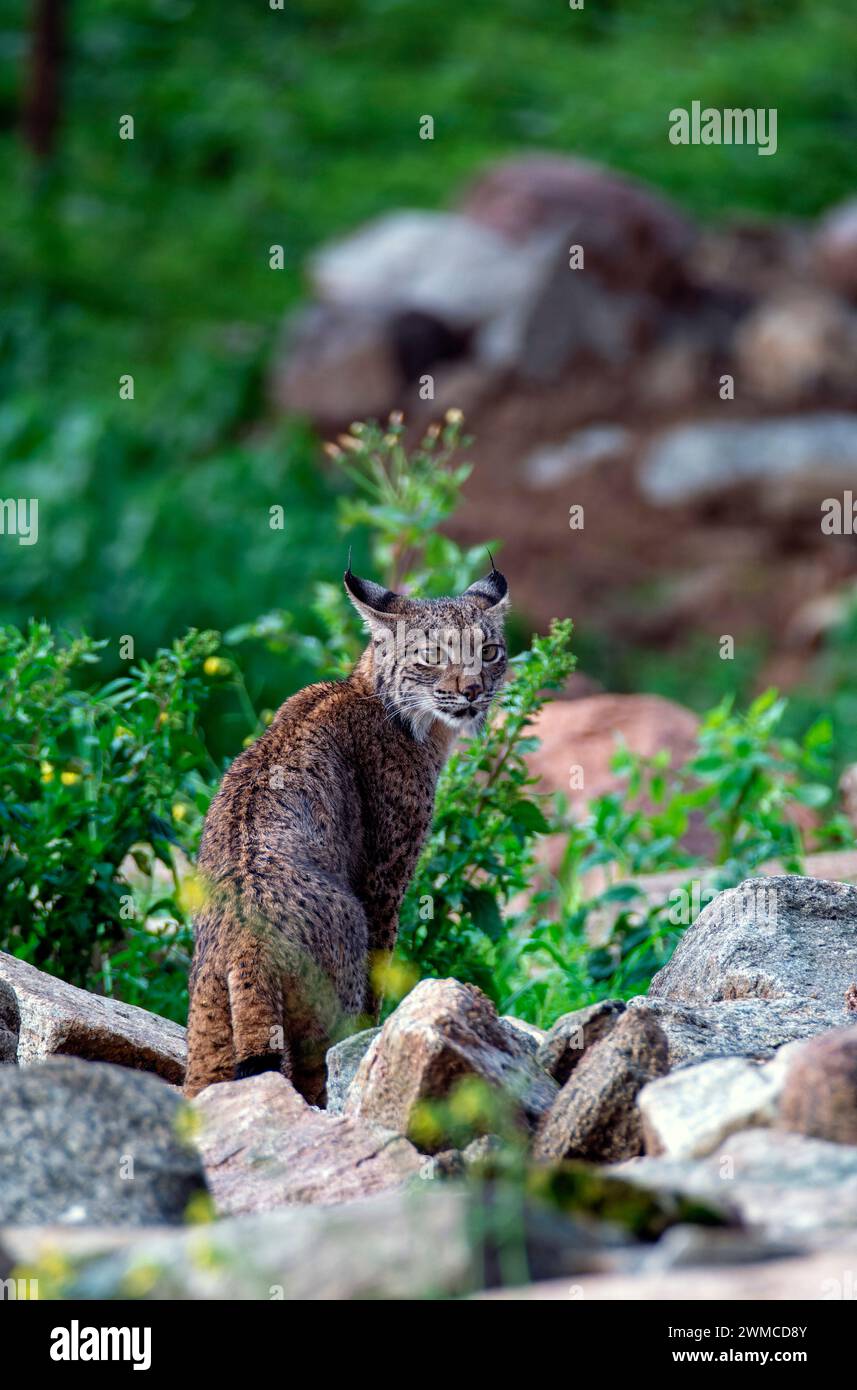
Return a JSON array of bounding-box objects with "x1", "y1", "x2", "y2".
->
[
  {"x1": 533, "y1": 1006, "x2": 669, "y2": 1163},
  {"x1": 325, "y1": 1026, "x2": 381, "y2": 1114},
  {"x1": 525, "y1": 694, "x2": 704, "y2": 876},
  {"x1": 637, "y1": 1222, "x2": 798, "y2": 1273},
  {"x1": 0, "y1": 979, "x2": 19, "y2": 1064},
  {"x1": 777, "y1": 1026, "x2": 857, "y2": 1146},
  {"x1": 0, "y1": 950, "x2": 186, "y2": 1084},
  {"x1": 640, "y1": 414, "x2": 857, "y2": 506},
  {"x1": 734, "y1": 291, "x2": 857, "y2": 403},
  {"x1": 815, "y1": 197, "x2": 857, "y2": 300},
  {"x1": 523, "y1": 424, "x2": 632, "y2": 488},
  {"x1": 344, "y1": 978, "x2": 558, "y2": 1150},
  {"x1": 519, "y1": 252, "x2": 653, "y2": 380},
  {"x1": 526, "y1": 693, "x2": 699, "y2": 816},
  {"x1": 459, "y1": 157, "x2": 695, "y2": 381},
  {"x1": 634, "y1": 338, "x2": 709, "y2": 412},
  {"x1": 39, "y1": 1184, "x2": 636, "y2": 1300},
  {"x1": 309, "y1": 209, "x2": 555, "y2": 369},
  {"x1": 691, "y1": 219, "x2": 809, "y2": 302},
  {"x1": 459, "y1": 155, "x2": 693, "y2": 261},
  {"x1": 55, "y1": 1189, "x2": 477, "y2": 1300},
  {"x1": 478, "y1": 1243, "x2": 857, "y2": 1299},
  {"x1": 639, "y1": 1056, "x2": 783, "y2": 1159},
  {"x1": 270, "y1": 304, "x2": 400, "y2": 425},
  {"x1": 536, "y1": 999, "x2": 626, "y2": 1086},
  {"x1": 618, "y1": 1128, "x2": 857, "y2": 1242},
  {"x1": 0, "y1": 1058, "x2": 205, "y2": 1226},
  {"x1": 193, "y1": 1072, "x2": 421, "y2": 1214}
]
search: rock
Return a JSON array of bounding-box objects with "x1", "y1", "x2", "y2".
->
[
  {"x1": 193, "y1": 1072, "x2": 422, "y2": 1214},
  {"x1": 325, "y1": 1027, "x2": 381, "y2": 1114},
  {"x1": 0, "y1": 1058, "x2": 206, "y2": 1226},
  {"x1": 308, "y1": 209, "x2": 555, "y2": 370},
  {"x1": 523, "y1": 424, "x2": 633, "y2": 489},
  {"x1": 815, "y1": 197, "x2": 857, "y2": 299},
  {"x1": 270, "y1": 304, "x2": 401, "y2": 425},
  {"x1": 638, "y1": 878, "x2": 857, "y2": 1068},
  {"x1": 734, "y1": 291, "x2": 857, "y2": 404},
  {"x1": 460, "y1": 157, "x2": 696, "y2": 381},
  {"x1": 0, "y1": 950, "x2": 186, "y2": 1084},
  {"x1": 533, "y1": 1007, "x2": 669, "y2": 1163},
  {"x1": 777, "y1": 1026, "x2": 857, "y2": 1145},
  {"x1": 499, "y1": 1016, "x2": 544, "y2": 1054},
  {"x1": 429, "y1": 1148, "x2": 467, "y2": 1179},
  {"x1": 640, "y1": 414, "x2": 857, "y2": 506},
  {"x1": 629, "y1": 995, "x2": 842, "y2": 1069},
  {"x1": 639, "y1": 1056, "x2": 783, "y2": 1159},
  {"x1": 46, "y1": 1189, "x2": 476, "y2": 1300},
  {"x1": 637, "y1": 1222, "x2": 798, "y2": 1272},
  {"x1": 617, "y1": 1128, "x2": 857, "y2": 1242},
  {"x1": 344, "y1": 978, "x2": 558, "y2": 1150},
  {"x1": 536, "y1": 999, "x2": 626, "y2": 1085},
  {"x1": 525, "y1": 694, "x2": 704, "y2": 874},
  {"x1": 649, "y1": 876, "x2": 857, "y2": 1019},
  {"x1": 527, "y1": 694, "x2": 699, "y2": 816},
  {"x1": 458, "y1": 156, "x2": 694, "y2": 255},
  {"x1": 476, "y1": 1242, "x2": 857, "y2": 1300},
  {"x1": 0, "y1": 978, "x2": 19, "y2": 1064},
  {"x1": 37, "y1": 1185, "x2": 625, "y2": 1301}
]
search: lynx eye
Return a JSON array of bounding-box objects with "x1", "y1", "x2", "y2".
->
[{"x1": 481, "y1": 643, "x2": 501, "y2": 663}]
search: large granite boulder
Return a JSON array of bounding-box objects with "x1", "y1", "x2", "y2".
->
[
  {"x1": 344, "y1": 978, "x2": 558, "y2": 1150},
  {"x1": 0, "y1": 1058, "x2": 206, "y2": 1226},
  {"x1": 638, "y1": 876, "x2": 857, "y2": 1070},
  {"x1": 193, "y1": 1072, "x2": 422, "y2": 1213},
  {"x1": 648, "y1": 875, "x2": 857, "y2": 1016},
  {"x1": 0, "y1": 950, "x2": 186, "y2": 1083}
]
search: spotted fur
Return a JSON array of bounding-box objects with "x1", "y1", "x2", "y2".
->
[{"x1": 183, "y1": 566, "x2": 509, "y2": 1102}]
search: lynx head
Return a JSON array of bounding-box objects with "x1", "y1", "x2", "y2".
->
[{"x1": 344, "y1": 564, "x2": 510, "y2": 741}]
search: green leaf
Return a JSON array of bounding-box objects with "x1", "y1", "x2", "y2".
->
[{"x1": 462, "y1": 887, "x2": 505, "y2": 942}]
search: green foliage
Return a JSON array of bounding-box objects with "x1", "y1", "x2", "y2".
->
[
  {"x1": 398, "y1": 621, "x2": 574, "y2": 997},
  {"x1": 511, "y1": 692, "x2": 850, "y2": 1024},
  {"x1": 226, "y1": 414, "x2": 495, "y2": 678},
  {"x1": 0, "y1": 394, "x2": 340, "y2": 756},
  {"x1": 0, "y1": 621, "x2": 221, "y2": 996}
]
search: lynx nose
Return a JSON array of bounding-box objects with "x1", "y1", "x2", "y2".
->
[{"x1": 461, "y1": 682, "x2": 481, "y2": 703}]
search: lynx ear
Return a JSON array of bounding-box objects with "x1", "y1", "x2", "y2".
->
[
  {"x1": 462, "y1": 567, "x2": 509, "y2": 616},
  {"x1": 344, "y1": 567, "x2": 403, "y2": 630}
]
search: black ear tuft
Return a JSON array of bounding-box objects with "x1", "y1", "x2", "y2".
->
[
  {"x1": 343, "y1": 567, "x2": 399, "y2": 614},
  {"x1": 462, "y1": 567, "x2": 509, "y2": 612}
]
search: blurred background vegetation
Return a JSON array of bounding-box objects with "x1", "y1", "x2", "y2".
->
[{"x1": 3, "y1": 0, "x2": 857, "y2": 750}]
